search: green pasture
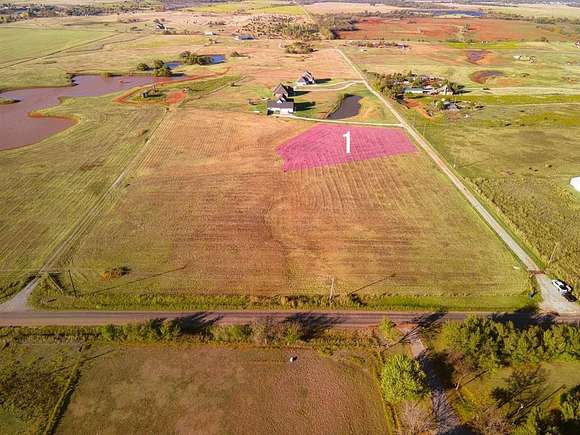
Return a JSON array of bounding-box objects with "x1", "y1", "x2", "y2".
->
[
  {"x1": 345, "y1": 42, "x2": 580, "y2": 91},
  {"x1": 402, "y1": 97, "x2": 580, "y2": 287},
  {"x1": 0, "y1": 27, "x2": 113, "y2": 68},
  {"x1": 0, "y1": 33, "x2": 212, "y2": 90},
  {"x1": 188, "y1": 0, "x2": 304, "y2": 15},
  {"x1": 0, "y1": 95, "x2": 165, "y2": 302},
  {"x1": 292, "y1": 83, "x2": 399, "y2": 123}
]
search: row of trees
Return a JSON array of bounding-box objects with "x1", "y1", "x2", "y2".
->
[
  {"x1": 179, "y1": 51, "x2": 213, "y2": 65},
  {"x1": 441, "y1": 317, "x2": 579, "y2": 370}
]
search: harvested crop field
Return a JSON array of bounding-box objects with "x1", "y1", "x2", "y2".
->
[
  {"x1": 337, "y1": 17, "x2": 578, "y2": 42},
  {"x1": 57, "y1": 346, "x2": 389, "y2": 435},
  {"x1": 42, "y1": 107, "x2": 528, "y2": 309},
  {"x1": 277, "y1": 124, "x2": 416, "y2": 171}
]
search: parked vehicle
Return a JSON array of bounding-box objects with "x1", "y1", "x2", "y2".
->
[{"x1": 552, "y1": 279, "x2": 573, "y2": 294}]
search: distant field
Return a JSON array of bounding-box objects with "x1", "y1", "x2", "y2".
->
[
  {"x1": 344, "y1": 42, "x2": 580, "y2": 90},
  {"x1": 305, "y1": 1, "x2": 401, "y2": 14},
  {"x1": 0, "y1": 27, "x2": 112, "y2": 67},
  {"x1": 401, "y1": 97, "x2": 580, "y2": 288},
  {"x1": 337, "y1": 17, "x2": 580, "y2": 42},
  {"x1": 34, "y1": 106, "x2": 529, "y2": 310},
  {"x1": 188, "y1": 0, "x2": 304, "y2": 15},
  {"x1": 57, "y1": 345, "x2": 388, "y2": 434},
  {"x1": 445, "y1": 2, "x2": 580, "y2": 20}
]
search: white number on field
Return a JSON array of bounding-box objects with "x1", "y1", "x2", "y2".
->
[{"x1": 343, "y1": 131, "x2": 351, "y2": 154}]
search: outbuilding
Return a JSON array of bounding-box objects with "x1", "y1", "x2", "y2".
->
[{"x1": 570, "y1": 177, "x2": 580, "y2": 192}]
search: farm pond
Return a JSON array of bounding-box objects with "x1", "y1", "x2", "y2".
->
[
  {"x1": 327, "y1": 95, "x2": 362, "y2": 120},
  {"x1": 0, "y1": 74, "x2": 182, "y2": 150}
]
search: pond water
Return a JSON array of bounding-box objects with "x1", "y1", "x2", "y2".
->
[
  {"x1": 0, "y1": 74, "x2": 181, "y2": 150},
  {"x1": 327, "y1": 95, "x2": 362, "y2": 120}
]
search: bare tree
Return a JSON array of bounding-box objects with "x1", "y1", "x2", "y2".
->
[
  {"x1": 397, "y1": 401, "x2": 436, "y2": 435},
  {"x1": 470, "y1": 405, "x2": 513, "y2": 435}
]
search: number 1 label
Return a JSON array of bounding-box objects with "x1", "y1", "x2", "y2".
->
[{"x1": 343, "y1": 131, "x2": 351, "y2": 154}]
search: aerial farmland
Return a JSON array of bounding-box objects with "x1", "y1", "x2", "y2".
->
[{"x1": 1, "y1": 1, "x2": 579, "y2": 433}]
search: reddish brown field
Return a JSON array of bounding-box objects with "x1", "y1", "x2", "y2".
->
[{"x1": 338, "y1": 17, "x2": 578, "y2": 41}]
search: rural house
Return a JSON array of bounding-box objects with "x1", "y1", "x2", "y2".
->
[
  {"x1": 267, "y1": 83, "x2": 295, "y2": 115},
  {"x1": 234, "y1": 33, "x2": 254, "y2": 40},
  {"x1": 296, "y1": 71, "x2": 315, "y2": 86},
  {"x1": 267, "y1": 100, "x2": 294, "y2": 115},
  {"x1": 404, "y1": 87, "x2": 428, "y2": 95},
  {"x1": 272, "y1": 83, "x2": 294, "y2": 99}
]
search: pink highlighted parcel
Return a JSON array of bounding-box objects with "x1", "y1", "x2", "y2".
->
[{"x1": 277, "y1": 124, "x2": 416, "y2": 171}]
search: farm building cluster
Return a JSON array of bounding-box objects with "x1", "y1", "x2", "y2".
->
[
  {"x1": 403, "y1": 76, "x2": 455, "y2": 96},
  {"x1": 266, "y1": 71, "x2": 316, "y2": 115}
]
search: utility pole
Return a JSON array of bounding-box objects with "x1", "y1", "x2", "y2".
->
[
  {"x1": 68, "y1": 269, "x2": 77, "y2": 298},
  {"x1": 329, "y1": 276, "x2": 335, "y2": 302}
]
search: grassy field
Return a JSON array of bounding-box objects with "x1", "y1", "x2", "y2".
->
[
  {"x1": 187, "y1": 0, "x2": 304, "y2": 15},
  {"x1": 56, "y1": 345, "x2": 388, "y2": 434},
  {"x1": 343, "y1": 41, "x2": 580, "y2": 91},
  {"x1": 0, "y1": 342, "x2": 82, "y2": 434},
  {"x1": 292, "y1": 83, "x2": 399, "y2": 123},
  {"x1": 0, "y1": 27, "x2": 113, "y2": 68},
  {"x1": 400, "y1": 96, "x2": 580, "y2": 288},
  {"x1": 29, "y1": 105, "x2": 530, "y2": 310},
  {"x1": 452, "y1": 361, "x2": 580, "y2": 423},
  {"x1": 0, "y1": 96, "x2": 165, "y2": 302}
]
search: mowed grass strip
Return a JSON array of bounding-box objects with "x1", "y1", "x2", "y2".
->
[
  {"x1": 0, "y1": 96, "x2": 165, "y2": 301},
  {"x1": 48, "y1": 108, "x2": 528, "y2": 308},
  {"x1": 0, "y1": 27, "x2": 113, "y2": 67},
  {"x1": 56, "y1": 346, "x2": 388, "y2": 435}
]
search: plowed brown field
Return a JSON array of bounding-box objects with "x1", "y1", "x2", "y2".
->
[
  {"x1": 338, "y1": 17, "x2": 578, "y2": 41},
  {"x1": 54, "y1": 108, "x2": 527, "y2": 301}
]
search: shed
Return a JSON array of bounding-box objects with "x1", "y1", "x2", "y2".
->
[{"x1": 571, "y1": 177, "x2": 580, "y2": 192}]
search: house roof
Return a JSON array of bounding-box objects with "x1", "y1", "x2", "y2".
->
[
  {"x1": 267, "y1": 100, "x2": 294, "y2": 109},
  {"x1": 272, "y1": 83, "x2": 292, "y2": 95}
]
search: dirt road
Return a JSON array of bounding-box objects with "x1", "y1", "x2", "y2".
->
[
  {"x1": 402, "y1": 325, "x2": 467, "y2": 435},
  {"x1": 335, "y1": 48, "x2": 580, "y2": 316},
  {"x1": 0, "y1": 309, "x2": 577, "y2": 327}
]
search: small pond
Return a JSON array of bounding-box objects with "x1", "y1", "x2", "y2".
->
[
  {"x1": 327, "y1": 95, "x2": 362, "y2": 120},
  {"x1": 0, "y1": 74, "x2": 182, "y2": 150}
]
